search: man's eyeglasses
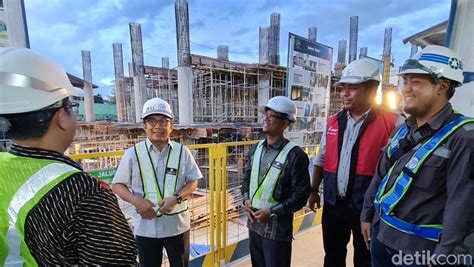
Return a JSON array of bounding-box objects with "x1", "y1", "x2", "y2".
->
[
  {"x1": 63, "y1": 102, "x2": 79, "y2": 113},
  {"x1": 146, "y1": 118, "x2": 171, "y2": 127},
  {"x1": 262, "y1": 113, "x2": 285, "y2": 120}
]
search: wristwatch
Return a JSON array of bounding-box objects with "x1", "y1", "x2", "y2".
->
[
  {"x1": 269, "y1": 213, "x2": 278, "y2": 220},
  {"x1": 174, "y1": 193, "x2": 183, "y2": 204}
]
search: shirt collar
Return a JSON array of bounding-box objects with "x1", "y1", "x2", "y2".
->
[
  {"x1": 346, "y1": 105, "x2": 373, "y2": 122},
  {"x1": 145, "y1": 138, "x2": 173, "y2": 152},
  {"x1": 261, "y1": 136, "x2": 287, "y2": 149},
  {"x1": 9, "y1": 143, "x2": 83, "y2": 170},
  {"x1": 405, "y1": 103, "x2": 453, "y2": 131}
]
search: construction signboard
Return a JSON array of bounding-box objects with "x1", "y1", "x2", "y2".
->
[
  {"x1": 286, "y1": 33, "x2": 333, "y2": 147},
  {"x1": 87, "y1": 168, "x2": 116, "y2": 183}
]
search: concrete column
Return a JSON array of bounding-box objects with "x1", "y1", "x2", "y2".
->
[
  {"x1": 177, "y1": 66, "x2": 193, "y2": 124},
  {"x1": 259, "y1": 27, "x2": 270, "y2": 64},
  {"x1": 81, "y1": 50, "x2": 94, "y2": 122},
  {"x1": 113, "y1": 43, "x2": 125, "y2": 122},
  {"x1": 258, "y1": 73, "x2": 270, "y2": 123},
  {"x1": 129, "y1": 22, "x2": 147, "y2": 122},
  {"x1": 308, "y1": 26, "x2": 317, "y2": 42},
  {"x1": 349, "y1": 16, "x2": 359, "y2": 63}
]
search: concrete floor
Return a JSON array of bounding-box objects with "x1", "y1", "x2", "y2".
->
[{"x1": 230, "y1": 225, "x2": 355, "y2": 267}]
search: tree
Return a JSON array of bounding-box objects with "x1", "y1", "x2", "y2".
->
[
  {"x1": 94, "y1": 93, "x2": 104, "y2": 104},
  {"x1": 108, "y1": 88, "x2": 116, "y2": 104}
]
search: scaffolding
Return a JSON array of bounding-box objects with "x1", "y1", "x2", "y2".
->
[
  {"x1": 328, "y1": 76, "x2": 343, "y2": 116},
  {"x1": 190, "y1": 54, "x2": 285, "y2": 124}
]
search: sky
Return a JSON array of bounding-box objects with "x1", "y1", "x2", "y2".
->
[{"x1": 24, "y1": 0, "x2": 451, "y2": 97}]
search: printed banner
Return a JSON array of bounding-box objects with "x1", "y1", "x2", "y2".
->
[{"x1": 286, "y1": 33, "x2": 333, "y2": 146}]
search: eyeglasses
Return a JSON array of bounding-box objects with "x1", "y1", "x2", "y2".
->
[
  {"x1": 63, "y1": 102, "x2": 79, "y2": 113},
  {"x1": 146, "y1": 118, "x2": 171, "y2": 127},
  {"x1": 401, "y1": 59, "x2": 442, "y2": 83},
  {"x1": 262, "y1": 113, "x2": 285, "y2": 120}
]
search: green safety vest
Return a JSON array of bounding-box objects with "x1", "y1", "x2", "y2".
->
[
  {"x1": 0, "y1": 153, "x2": 81, "y2": 266},
  {"x1": 249, "y1": 140, "x2": 297, "y2": 210},
  {"x1": 374, "y1": 116, "x2": 474, "y2": 242},
  {"x1": 134, "y1": 141, "x2": 187, "y2": 216}
]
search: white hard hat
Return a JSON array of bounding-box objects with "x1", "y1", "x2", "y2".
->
[
  {"x1": 399, "y1": 45, "x2": 464, "y2": 86},
  {"x1": 0, "y1": 47, "x2": 80, "y2": 115},
  {"x1": 337, "y1": 58, "x2": 381, "y2": 85},
  {"x1": 141, "y1": 97, "x2": 174, "y2": 119},
  {"x1": 258, "y1": 96, "x2": 297, "y2": 123}
]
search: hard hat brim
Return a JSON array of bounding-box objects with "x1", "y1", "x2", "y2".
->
[
  {"x1": 335, "y1": 77, "x2": 376, "y2": 85},
  {"x1": 258, "y1": 106, "x2": 269, "y2": 113},
  {"x1": 0, "y1": 85, "x2": 79, "y2": 114},
  {"x1": 258, "y1": 105, "x2": 296, "y2": 123},
  {"x1": 397, "y1": 68, "x2": 430, "y2": 76},
  {"x1": 141, "y1": 110, "x2": 174, "y2": 120}
]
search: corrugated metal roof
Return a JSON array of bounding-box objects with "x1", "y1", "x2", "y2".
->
[
  {"x1": 403, "y1": 21, "x2": 447, "y2": 48},
  {"x1": 67, "y1": 73, "x2": 98, "y2": 88}
]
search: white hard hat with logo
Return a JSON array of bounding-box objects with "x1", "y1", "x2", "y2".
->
[
  {"x1": 141, "y1": 97, "x2": 174, "y2": 119},
  {"x1": 399, "y1": 45, "x2": 464, "y2": 86},
  {"x1": 0, "y1": 47, "x2": 81, "y2": 115},
  {"x1": 337, "y1": 58, "x2": 381, "y2": 85},
  {"x1": 258, "y1": 96, "x2": 297, "y2": 123}
]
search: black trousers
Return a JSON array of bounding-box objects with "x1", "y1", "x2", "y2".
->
[
  {"x1": 322, "y1": 200, "x2": 371, "y2": 267},
  {"x1": 249, "y1": 229, "x2": 292, "y2": 267},
  {"x1": 136, "y1": 230, "x2": 190, "y2": 267}
]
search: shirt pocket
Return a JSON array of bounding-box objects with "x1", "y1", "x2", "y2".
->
[{"x1": 412, "y1": 153, "x2": 447, "y2": 194}]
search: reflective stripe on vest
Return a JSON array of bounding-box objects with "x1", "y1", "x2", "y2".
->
[
  {"x1": 374, "y1": 116, "x2": 474, "y2": 242},
  {"x1": 6, "y1": 162, "x2": 80, "y2": 266},
  {"x1": 249, "y1": 140, "x2": 297, "y2": 210},
  {"x1": 134, "y1": 141, "x2": 187, "y2": 216},
  {"x1": 386, "y1": 125, "x2": 409, "y2": 158}
]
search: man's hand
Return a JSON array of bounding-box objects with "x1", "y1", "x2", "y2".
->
[
  {"x1": 361, "y1": 221, "x2": 372, "y2": 250},
  {"x1": 308, "y1": 191, "x2": 321, "y2": 212},
  {"x1": 159, "y1": 196, "x2": 178, "y2": 214},
  {"x1": 134, "y1": 198, "x2": 156, "y2": 220},
  {"x1": 254, "y1": 209, "x2": 271, "y2": 223},
  {"x1": 244, "y1": 200, "x2": 256, "y2": 222}
]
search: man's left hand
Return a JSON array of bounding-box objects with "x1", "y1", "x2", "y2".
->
[
  {"x1": 254, "y1": 209, "x2": 271, "y2": 222},
  {"x1": 159, "y1": 196, "x2": 178, "y2": 213}
]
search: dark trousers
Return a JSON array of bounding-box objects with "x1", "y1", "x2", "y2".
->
[
  {"x1": 370, "y1": 222, "x2": 419, "y2": 267},
  {"x1": 136, "y1": 230, "x2": 190, "y2": 267},
  {"x1": 249, "y1": 229, "x2": 292, "y2": 267},
  {"x1": 322, "y1": 200, "x2": 371, "y2": 267},
  {"x1": 371, "y1": 222, "x2": 468, "y2": 267}
]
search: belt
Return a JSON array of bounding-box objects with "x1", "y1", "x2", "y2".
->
[{"x1": 336, "y1": 195, "x2": 346, "y2": 203}]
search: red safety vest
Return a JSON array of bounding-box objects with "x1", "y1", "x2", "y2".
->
[{"x1": 323, "y1": 108, "x2": 397, "y2": 176}]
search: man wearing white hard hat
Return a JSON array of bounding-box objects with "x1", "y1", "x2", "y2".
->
[
  {"x1": 361, "y1": 45, "x2": 474, "y2": 266},
  {"x1": 309, "y1": 58, "x2": 401, "y2": 267},
  {"x1": 0, "y1": 47, "x2": 137, "y2": 265},
  {"x1": 112, "y1": 97, "x2": 202, "y2": 267},
  {"x1": 241, "y1": 95, "x2": 311, "y2": 267}
]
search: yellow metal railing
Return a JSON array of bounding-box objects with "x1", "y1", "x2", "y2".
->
[{"x1": 69, "y1": 140, "x2": 318, "y2": 266}]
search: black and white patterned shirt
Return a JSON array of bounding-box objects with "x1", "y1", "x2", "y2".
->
[{"x1": 6, "y1": 144, "x2": 137, "y2": 265}]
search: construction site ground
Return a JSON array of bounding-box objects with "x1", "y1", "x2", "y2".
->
[{"x1": 230, "y1": 225, "x2": 355, "y2": 267}]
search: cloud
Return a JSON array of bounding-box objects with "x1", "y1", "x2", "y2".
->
[{"x1": 24, "y1": 0, "x2": 451, "y2": 96}]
